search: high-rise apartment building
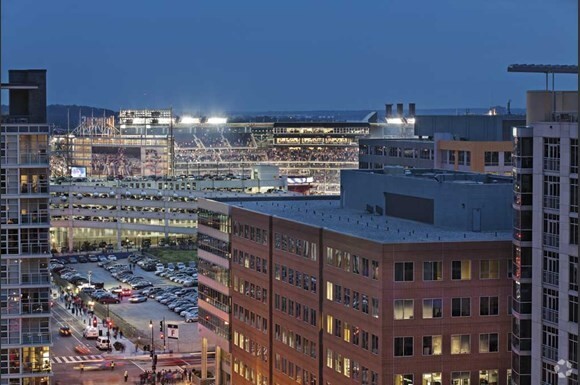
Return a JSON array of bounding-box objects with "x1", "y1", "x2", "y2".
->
[
  {"x1": 199, "y1": 168, "x2": 516, "y2": 385},
  {"x1": 1, "y1": 70, "x2": 53, "y2": 385},
  {"x1": 512, "y1": 90, "x2": 578, "y2": 385}
]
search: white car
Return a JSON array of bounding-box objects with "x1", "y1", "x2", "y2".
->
[
  {"x1": 107, "y1": 255, "x2": 117, "y2": 261},
  {"x1": 185, "y1": 311, "x2": 199, "y2": 323}
]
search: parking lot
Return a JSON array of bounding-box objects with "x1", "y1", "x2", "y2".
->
[{"x1": 53, "y1": 257, "x2": 202, "y2": 352}]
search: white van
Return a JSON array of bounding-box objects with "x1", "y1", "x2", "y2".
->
[
  {"x1": 96, "y1": 336, "x2": 110, "y2": 350},
  {"x1": 83, "y1": 327, "x2": 98, "y2": 339}
]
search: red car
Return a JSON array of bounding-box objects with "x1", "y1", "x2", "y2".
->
[{"x1": 98, "y1": 296, "x2": 120, "y2": 304}]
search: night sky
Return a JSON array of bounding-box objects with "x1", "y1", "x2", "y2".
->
[{"x1": 2, "y1": 0, "x2": 577, "y2": 113}]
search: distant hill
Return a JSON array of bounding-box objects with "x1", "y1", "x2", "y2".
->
[
  {"x1": 1, "y1": 104, "x2": 525, "y2": 127},
  {"x1": 1, "y1": 104, "x2": 117, "y2": 129}
]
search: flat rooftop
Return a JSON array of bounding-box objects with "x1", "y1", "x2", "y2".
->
[{"x1": 228, "y1": 198, "x2": 511, "y2": 244}]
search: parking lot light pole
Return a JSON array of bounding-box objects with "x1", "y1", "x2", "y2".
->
[{"x1": 149, "y1": 320, "x2": 153, "y2": 352}]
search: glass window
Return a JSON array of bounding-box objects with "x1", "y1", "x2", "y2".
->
[
  {"x1": 451, "y1": 334, "x2": 471, "y2": 354},
  {"x1": 479, "y1": 370, "x2": 498, "y2": 385},
  {"x1": 452, "y1": 260, "x2": 471, "y2": 280},
  {"x1": 423, "y1": 261, "x2": 442, "y2": 281},
  {"x1": 480, "y1": 260, "x2": 499, "y2": 279},
  {"x1": 480, "y1": 296, "x2": 499, "y2": 316},
  {"x1": 451, "y1": 371, "x2": 471, "y2": 385},
  {"x1": 394, "y1": 262, "x2": 413, "y2": 282},
  {"x1": 394, "y1": 299, "x2": 414, "y2": 320},
  {"x1": 452, "y1": 298, "x2": 471, "y2": 317},
  {"x1": 422, "y1": 372, "x2": 442, "y2": 385},
  {"x1": 394, "y1": 374, "x2": 413, "y2": 385},
  {"x1": 422, "y1": 335, "x2": 442, "y2": 356},
  {"x1": 479, "y1": 333, "x2": 499, "y2": 353},
  {"x1": 394, "y1": 337, "x2": 413, "y2": 357},
  {"x1": 422, "y1": 299, "x2": 442, "y2": 319}
]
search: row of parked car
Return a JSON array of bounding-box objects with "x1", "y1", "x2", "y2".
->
[
  {"x1": 54, "y1": 254, "x2": 118, "y2": 265},
  {"x1": 144, "y1": 286, "x2": 199, "y2": 322},
  {"x1": 50, "y1": 260, "x2": 93, "y2": 287},
  {"x1": 100, "y1": 260, "x2": 154, "y2": 290}
]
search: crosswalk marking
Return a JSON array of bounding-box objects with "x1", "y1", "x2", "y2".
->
[{"x1": 51, "y1": 355, "x2": 103, "y2": 364}]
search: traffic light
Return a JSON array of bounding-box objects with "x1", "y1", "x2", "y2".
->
[{"x1": 159, "y1": 320, "x2": 163, "y2": 332}]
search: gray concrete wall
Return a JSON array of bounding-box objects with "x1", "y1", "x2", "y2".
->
[
  {"x1": 415, "y1": 115, "x2": 525, "y2": 141},
  {"x1": 341, "y1": 169, "x2": 513, "y2": 232}
]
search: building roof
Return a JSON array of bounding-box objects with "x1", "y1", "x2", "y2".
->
[
  {"x1": 228, "y1": 198, "x2": 511, "y2": 244},
  {"x1": 507, "y1": 64, "x2": 578, "y2": 74}
]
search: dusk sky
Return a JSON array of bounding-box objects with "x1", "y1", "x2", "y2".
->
[{"x1": 2, "y1": 0, "x2": 577, "y2": 113}]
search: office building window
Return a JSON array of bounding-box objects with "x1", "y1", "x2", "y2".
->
[
  {"x1": 452, "y1": 260, "x2": 471, "y2": 280},
  {"x1": 422, "y1": 372, "x2": 442, "y2": 385},
  {"x1": 543, "y1": 175, "x2": 560, "y2": 209},
  {"x1": 394, "y1": 374, "x2": 413, "y2": 385},
  {"x1": 423, "y1": 298, "x2": 442, "y2": 318},
  {"x1": 571, "y1": 138, "x2": 578, "y2": 174},
  {"x1": 480, "y1": 296, "x2": 499, "y2": 316},
  {"x1": 504, "y1": 151, "x2": 512, "y2": 166},
  {"x1": 451, "y1": 334, "x2": 471, "y2": 354},
  {"x1": 423, "y1": 261, "x2": 442, "y2": 281},
  {"x1": 451, "y1": 372, "x2": 471, "y2": 385},
  {"x1": 543, "y1": 213, "x2": 560, "y2": 247},
  {"x1": 394, "y1": 262, "x2": 413, "y2": 282},
  {"x1": 479, "y1": 333, "x2": 499, "y2": 353},
  {"x1": 571, "y1": 256, "x2": 578, "y2": 292},
  {"x1": 479, "y1": 370, "x2": 499, "y2": 385},
  {"x1": 480, "y1": 259, "x2": 499, "y2": 279},
  {"x1": 571, "y1": 178, "x2": 578, "y2": 213},
  {"x1": 452, "y1": 297, "x2": 471, "y2": 317},
  {"x1": 570, "y1": 295, "x2": 578, "y2": 324},
  {"x1": 542, "y1": 362, "x2": 558, "y2": 385},
  {"x1": 571, "y1": 217, "x2": 579, "y2": 245},
  {"x1": 394, "y1": 299, "x2": 414, "y2": 320},
  {"x1": 371, "y1": 334, "x2": 379, "y2": 354},
  {"x1": 570, "y1": 333, "x2": 578, "y2": 370},
  {"x1": 484, "y1": 151, "x2": 499, "y2": 166},
  {"x1": 394, "y1": 337, "x2": 413, "y2": 357},
  {"x1": 371, "y1": 297, "x2": 379, "y2": 319},
  {"x1": 422, "y1": 335, "x2": 442, "y2": 356},
  {"x1": 544, "y1": 137, "x2": 560, "y2": 171}
]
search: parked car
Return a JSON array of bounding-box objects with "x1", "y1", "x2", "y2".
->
[
  {"x1": 78, "y1": 256, "x2": 89, "y2": 263},
  {"x1": 88, "y1": 255, "x2": 99, "y2": 262},
  {"x1": 185, "y1": 311, "x2": 199, "y2": 323},
  {"x1": 128, "y1": 295, "x2": 147, "y2": 303},
  {"x1": 107, "y1": 255, "x2": 117, "y2": 261}
]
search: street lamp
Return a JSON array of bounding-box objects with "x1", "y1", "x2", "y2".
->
[{"x1": 149, "y1": 320, "x2": 153, "y2": 353}]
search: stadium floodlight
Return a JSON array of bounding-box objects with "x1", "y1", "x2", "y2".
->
[
  {"x1": 386, "y1": 117, "x2": 416, "y2": 125},
  {"x1": 180, "y1": 116, "x2": 201, "y2": 124},
  {"x1": 207, "y1": 117, "x2": 227, "y2": 124}
]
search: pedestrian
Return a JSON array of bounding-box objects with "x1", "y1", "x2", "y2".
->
[
  {"x1": 120, "y1": 330, "x2": 123, "y2": 339},
  {"x1": 124, "y1": 370, "x2": 129, "y2": 382},
  {"x1": 110, "y1": 360, "x2": 115, "y2": 370},
  {"x1": 80, "y1": 362, "x2": 84, "y2": 373}
]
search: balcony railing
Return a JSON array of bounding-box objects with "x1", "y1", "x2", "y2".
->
[
  {"x1": 542, "y1": 345, "x2": 558, "y2": 362},
  {"x1": 21, "y1": 332, "x2": 51, "y2": 345},
  {"x1": 542, "y1": 308, "x2": 559, "y2": 324},
  {"x1": 19, "y1": 152, "x2": 49, "y2": 165},
  {"x1": 543, "y1": 158, "x2": 560, "y2": 172},
  {"x1": 543, "y1": 196, "x2": 560, "y2": 210},
  {"x1": 21, "y1": 302, "x2": 51, "y2": 315},
  {"x1": 21, "y1": 244, "x2": 51, "y2": 254},
  {"x1": 20, "y1": 184, "x2": 49, "y2": 195},
  {"x1": 542, "y1": 271, "x2": 559, "y2": 286},
  {"x1": 543, "y1": 234, "x2": 559, "y2": 248},
  {"x1": 20, "y1": 214, "x2": 50, "y2": 225},
  {"x1": 21, "y1": 273, "x2": 51, "y2": 285}
]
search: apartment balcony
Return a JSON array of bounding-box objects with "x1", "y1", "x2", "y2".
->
[
  {"x1": 19, "y1": 151, "x2": 49, "y2": 166},
  {"x1": 542, "y1": 345, "x2": 558, "y2": 362},
  {"x1": 21, "y1": 244, "x2": 51, "y2": 255},
  {"x1": 543, "y1": 196, "x2": 560, "y2": 210},
  {"x1": 18, "y1": 302, "x2": 52, "y2": 316},
  {"x1": 542, "y1": 307, "x2": 559, "y2": 324},
  {"x1": 543, "y1": 234, "x2": 559, "y2": 248},
  {"x1": 543, "y1": 158, "x2": 560, "y2": 173},
  {"x1": 21, "y1": 332, "x2": 51, "y2": 345},
  {"x1": 21, "y1": 273, "x2": 51, "y2": 286},
  {"x1": 542, "y1": 270, "x2": 559, "y2": 287}
]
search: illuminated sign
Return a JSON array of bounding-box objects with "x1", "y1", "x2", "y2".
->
[{"x1": 70, "y1": 166, "x2": 87, "y2": 178}]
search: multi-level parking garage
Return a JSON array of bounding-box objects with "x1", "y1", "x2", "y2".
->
[{"x1": 50, "y1": 166, "x2": 288, "y2": 253}]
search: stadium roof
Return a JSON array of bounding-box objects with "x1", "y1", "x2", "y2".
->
[{"x1": 507, "y1": 64, "x2": 578, "y2": 74}]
